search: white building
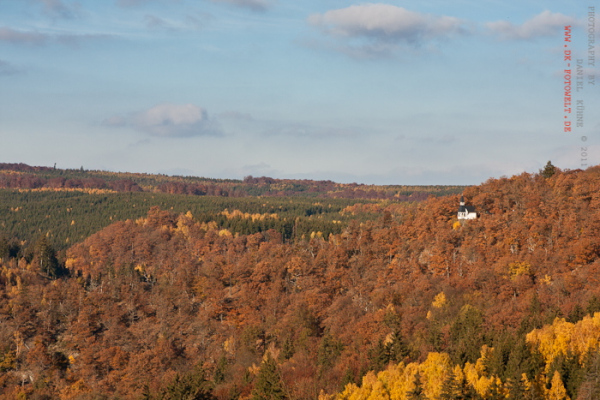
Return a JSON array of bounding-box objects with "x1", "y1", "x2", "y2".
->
[{"x1": 457, "y1": 196, "x2": 477, "y2": 220}]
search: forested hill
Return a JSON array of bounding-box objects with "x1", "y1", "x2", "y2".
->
[
  {"x1": 0, "y1": 163, "x2": 463, "y2": 200},
  {"x1": 0, "y1": 162, "x2": 463, "y2": 254},
  {"x1": 2, "y1": 164, "x2": 600, "y2": 399}
]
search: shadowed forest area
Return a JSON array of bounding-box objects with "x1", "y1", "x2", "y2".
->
[{"x1": 2, "y1": 163, "x2": 600, "y2": 399}]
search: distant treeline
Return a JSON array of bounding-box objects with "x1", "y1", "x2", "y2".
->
[{"x1": 0, "y1": 163, "x2": 464, "y2": 200}]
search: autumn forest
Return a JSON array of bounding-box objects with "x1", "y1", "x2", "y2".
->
[{"x1": 2, "y1": 163, "x2": 600, "y2": 399}]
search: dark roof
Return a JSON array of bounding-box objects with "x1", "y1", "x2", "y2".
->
[{"x1": 458, "y1": 205, "x2": 476, "y2": 213}]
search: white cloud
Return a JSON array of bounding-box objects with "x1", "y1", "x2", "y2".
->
[
  {"x1": 487, "y1": 11, "x2": 579, "y2": 40},
  {"x1": 308, "y1": 4, "x2": 466, "y2": 44},
  {"x1": 103, "y1": 104, "x2": 222, "y2": 138}
]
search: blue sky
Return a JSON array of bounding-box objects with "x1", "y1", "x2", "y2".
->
[{"x1": 0, "y1": 0, "x2": 597, "y2": 184}]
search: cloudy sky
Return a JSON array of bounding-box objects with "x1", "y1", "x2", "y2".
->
[{"x1": 0, "y1": 0, "x2": 597, "y2": 184}]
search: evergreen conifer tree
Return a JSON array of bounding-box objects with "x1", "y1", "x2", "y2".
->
[
  {"x1": 540, "y1": 161, "x2": 557, "y2": 178},
  {"x1": 162, "y1": 365, "x2": 215, "y2": 400},
  {"x1": 440, "y1": 369, "x2": 460, "y2": 400},
  {"x1": 407, "y1": 372, "x2": 426, "y2": 400},
  {"x1": 251, "y1": 353, "x2": 287, "y2": 400}
]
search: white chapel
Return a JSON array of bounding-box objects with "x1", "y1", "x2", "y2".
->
[{"x1": 457, "y1": 196, "x2": 477, "y2": 220}]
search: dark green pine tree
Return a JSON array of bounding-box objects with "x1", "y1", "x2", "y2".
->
[
  {"x1": 586, "y1": 296, "x2": 600, "y2": 316},
  {"x1": 567, "y1": 304, "x2": 586, "y2": 323},
  {"x1": 459, "y1": 379, "x2": 482, "y2": 400},
  {"x1": 577, "y1": 351, "x2": 600, "y2": 400},
  {"x1": 448, "y1": 305, "x2": 484, "y2": 366},
  {"x1": 340, "y1": 367, "x2": 357, "y2": 390},
  {"x1": 505, "y1": 375, "x2": 527, "y2": 400},
  {"x1": 317, "y1": 333, "x2": 343, "y2": 373},
  {"x1": 369, "y1": 331, "x2": 410, "y2": 371},
  {"x1": 369, "y1": 340, "x2": 390, "y2": 371},
  {"x1": 440, "y1": 369, "x2": 460, "y2": 400},
  {"x1": 161, "y1": 365, "x2": 216, "y2": 400},
  {"x1": 540, "y1": 161, "x2": 557, "y2": 178},
  {"x1": 34, "y1": 235, "x2": 63, "y2": 279},
  {"x1": 251, "y1": 353, "x2": 287, "y2": 400},
  {"x1": 406, "y1": 372, "x2": 426, "y2": 400},
  {"x1": 387, "y1": 331, "x2": 410, "y2": 363},
  {"x1": 280, "y1": 337, "x2": 294, "y2": 361},
  {"x1": 213, "y1": 355, "x2": 228, "y2": 384},
  {"x1": 0, "y1": 235, "x2": 9, "y2": 260}
]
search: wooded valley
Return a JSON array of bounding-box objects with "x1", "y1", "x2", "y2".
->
[{"x1": 1, "y1": 163, "x2": 600, "y2": 399}]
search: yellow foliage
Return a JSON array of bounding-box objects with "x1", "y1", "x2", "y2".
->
[
  {"x1": 60, "y1": 379, "x2": 91, "y2": 400},
  {"x1": 463, "y1": 346, "x2": 497, "y2": 397},
  {"x1": 508, "y1": 261, "x2": 532, "y2": 279},
  {"x1": 0, "y1": 351, "x2": 15, "y2": 371},
  {"x1": 18, "y1": 187, "x2": 116, "y2": 194},
  {"x1": 319, "y1": 390, "x2": 336, "y2": 400},
  {"x1": 221, "y1": 209, "x2": 278, "y2": 221},
  {"x1": 248, "y1": 363, "x2": 260, "y2": 376},
  {"x1": 546, "y1": 370, "x2": 570, "y2": 400},
  {"x1": 527, "y1": 313, "x2": 600, "y2": 366},
  {"x1": 336, "y1": 383, "x2": 361, "y2": 400},
  {"x1": 223, "y1": 336, "x2": 235, "y2": 355},
  {"x1": 327, "y1": 312, "x2": 600, "y2": 400},
  {"x1": 420, "y1": 352, "x2": 452, "y2": 399},
  {"x1": 200, "y1": 221, "x2": 218, "y2": 231},
  {"x1": 432, "y1": 292, "x2": 447, "y2": 309},
  {"x1": 310, "y1": 231, "x2": 324, "y2": 239},
  {"x1": 328, "y1": 347, "x2": 515, "y2": 400},
  {"x1": 175, "y1": 211, "x2": 194, "y2": 238},
  {"x1": 332, "y1": 362, "x2": 422, "y2": 400},
  {"x1": 218, "y1": 229, "x2": 233, "y2": 237},
  {"x1": 452, "y1": 221, "x2": 461, "y2": 230},
  {"x1": 452, "y1": 364, "x2": 465, "y2": 384}
]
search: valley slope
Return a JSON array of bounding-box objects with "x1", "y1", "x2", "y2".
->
[{"x1": 1, "y1": 164, "x2": 600, "y2": 399}]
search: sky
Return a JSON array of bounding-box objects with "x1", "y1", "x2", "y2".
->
[{"x1": 0, "y1": 0, "x2": 598, "y2": 185}]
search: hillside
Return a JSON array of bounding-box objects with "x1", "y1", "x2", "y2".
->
[
  {"x1": 0, "y1": 163, "x2": 463, "y2": 200},
  {"x1": 1, "y1": 164, "x2": 600, "y2": 399},
  {"x1": 0, "y1": 163, "x2": 462, "y2": 253},
  {"x1": 0, "y1": 190, "x2": 374, "y2": 254}
]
